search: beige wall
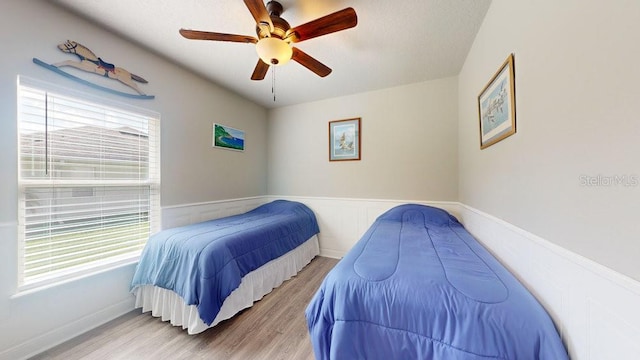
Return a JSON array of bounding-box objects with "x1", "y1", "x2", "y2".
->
[
  {"x1": 268, "y1": 78, "x2": 459, "y2": 201},
  {"x1": 0, "y1": 2, "x2": 268, "y2": 216},
  {"x1": 0, "y1": 0, "x2": 267, "y2": 356},
  {"x1": 458, "y1": 0, "x2": 640, "y2": 281}
]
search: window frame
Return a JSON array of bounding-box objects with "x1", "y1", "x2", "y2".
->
[{"x1": 16, "y1": 76, "x2": 161, "y2": 291}]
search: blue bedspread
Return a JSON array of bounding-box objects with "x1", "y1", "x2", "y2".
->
[
  {"x1": 131, "y1": 200, "x2": 319, "y2": 325},
  {"x1": 306, "y1": 204, "x2": 568, "y2": 359}
]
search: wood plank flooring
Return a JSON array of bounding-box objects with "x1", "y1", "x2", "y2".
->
[{"x1": 31, "y1": 256, "x2": 339, "y2": 360}]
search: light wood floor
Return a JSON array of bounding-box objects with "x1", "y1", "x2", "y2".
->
[{"x1": 31, "y1": 256, "x2": 339, "y2": 360}]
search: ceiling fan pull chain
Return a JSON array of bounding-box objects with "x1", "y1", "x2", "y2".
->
[{"x1": 272, "y1": 66, "x2": 276, "y2": 102}]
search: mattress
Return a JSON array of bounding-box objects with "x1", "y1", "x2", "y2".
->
[{"x1": 306, "y1": 204, "x2": 568, "y2": 359}]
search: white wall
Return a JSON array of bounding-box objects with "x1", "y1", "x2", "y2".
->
[
  {"x1": 268, "y1": 78, "x2": 459, "y2": 201},
  {"x1": 0, "y1": 1, "x2": 267, "y2": 358},
  {"x1": 458, "y1": 0, "x2": 640, "y2": 281}
]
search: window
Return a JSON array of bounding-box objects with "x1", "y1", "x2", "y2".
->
[{"x1": 17, "y1": 77, "x2": 160, "y2": 289}]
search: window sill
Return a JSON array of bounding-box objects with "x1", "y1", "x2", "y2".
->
[{"x1": 12, "y1": 256, "x2": 140, "y2": 299}]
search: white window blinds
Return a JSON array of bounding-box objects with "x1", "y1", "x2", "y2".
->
[{"x1": 17, "y1": 78, "x2": 160, "y2": 289}]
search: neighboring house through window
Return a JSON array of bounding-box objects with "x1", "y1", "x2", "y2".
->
[{"x1": 17, "y1": 77, "x2": 160, "y2": 290}]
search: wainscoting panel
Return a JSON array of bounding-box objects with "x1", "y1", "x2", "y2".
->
[
  {"x1": 266, "y1": 196, "x2": 460, "y2": 258},
  {"x1": 588, "y1": 298, "x2": 640, "y2": 359},
  {"x1": 0, "y1": 222, "x2": 16, "y2": 322},
  {"x1": 459, "y1": 205, "x2": 640, "y2": 360},
  {"x1": 161, "y1": 197, "x2": 268, "y2": 230}
]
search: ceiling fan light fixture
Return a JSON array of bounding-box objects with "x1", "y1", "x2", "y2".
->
[{"x1": 256, "y1": 37, "x2": 292, "y2": 65}]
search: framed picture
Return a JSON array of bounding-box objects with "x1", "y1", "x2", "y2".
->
[
  {"x1": 478, "y1": 54, "x2": 516, "y2": 149},
  {"x1": 329, "y1": 117, "x2": 361, "y2": 161},
  {"x1": 213, "y1": 123, "x2": 245, "y2": 151}
]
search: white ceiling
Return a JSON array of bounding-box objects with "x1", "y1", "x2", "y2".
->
[{"x1": 49, "y1": 0, "x2": 491, "y2": 109}]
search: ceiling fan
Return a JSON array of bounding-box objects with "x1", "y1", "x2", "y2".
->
[{"x1": 179, "y1": 0, "x2": 357, "y2": 80}]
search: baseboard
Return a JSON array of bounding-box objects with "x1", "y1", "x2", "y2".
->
[
  {"x1": 318, "y1": 249, "x2": 343, "y2": 259},
  {"x1": 458, "y1": 204, "x2": 640, "y2": 360},
  {"x1": 0, "y1": 297, "x2": 134, "y2": 360}
]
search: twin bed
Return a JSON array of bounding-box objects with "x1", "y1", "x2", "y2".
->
[
  {"x1": 131, "y1": 200, "x2": 567, "y2": 359},
  {"x1": 305, "y1": 204, "x2": 568, "y2": 359},
  {"x1": 130, "y1": 200, "x2": 320, "y2": 334}
]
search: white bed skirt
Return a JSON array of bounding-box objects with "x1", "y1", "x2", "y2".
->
[{"x1": 133, "y1": 235, "x2": 320, "y2": 334}]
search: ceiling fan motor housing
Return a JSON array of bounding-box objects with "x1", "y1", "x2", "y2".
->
[
  {"x1": 257, "y1": 1, "x2": 291, "y2": 40},
  {"x1": 255, "y1": 0, "x2": 293, "y2": 65}
]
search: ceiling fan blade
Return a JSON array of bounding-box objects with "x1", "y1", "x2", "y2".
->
[
  {"x1": 291, "y1": 47, "x2": 332, "y2": 77},
  {"x1": 179, "y1": 29, "x2": 258, "y2": 43},
  {"x1": 286, "y1": 8, "x2": 357, "y2": 43},
  {"x1": 243, "y1": 0, "x2": 274, "y2": 32},
  {"x1": 251, "y1": 59, "x2": 270, "y2": 80}
]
